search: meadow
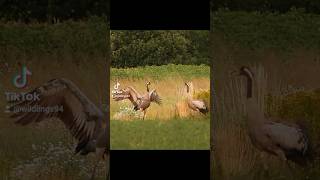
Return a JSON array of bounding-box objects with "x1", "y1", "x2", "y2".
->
[
  {"x1": 211, "y1": 10, "x2": 320, "y2": 180},
  {"x1": 110, "y1": 64, "x2": 210, "y2": 150},
  {"x1": 0, "y1": 18, "x2": 108, "y2": 179}
]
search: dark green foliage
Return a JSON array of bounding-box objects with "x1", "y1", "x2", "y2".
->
[
  {"x1": 212, "y1": 0, "x2": 320, "y2": 14},
  {"x1": 0, "y1": 0, "x2": 108, "y2": 22},
  {"x1": 111, "y1": 30, "x2": 209, "y2": 67},
  {"x1": 212, "y1": 9, "x2": 320, "y2": 51},
  {"x1": 0, "y1": 16, "x2": 108, "y2": 59}
]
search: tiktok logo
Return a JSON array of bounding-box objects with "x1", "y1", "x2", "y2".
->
[{"x1": 12, "y1": 65, "x2": 32, "y2": 89}]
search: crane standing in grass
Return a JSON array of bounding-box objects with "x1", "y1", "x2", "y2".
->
[
  {"x1": 236, "y1": 66, "x2": 310, "y2": 168},
  {"x1": 112, "y1": 81, "x2": 162, "y2": 120},
  {"x1": 8, "y1": 78, "x2": 109, "y2": 180},
  {"x1": 184, "y1": 82, "x2": 208, "y2": 114}
]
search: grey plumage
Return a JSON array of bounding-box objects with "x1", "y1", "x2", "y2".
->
[
  {"x1": 8, "y1": 78, "x2": 108, "y2": 180},
  {"x1": 238, "y1": 66, "x2": 309, "y2": 166}
]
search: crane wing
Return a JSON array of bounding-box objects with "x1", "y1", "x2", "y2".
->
[
  {"x1": 149, "y1": 89, "x2": 162, "y2": 105},
  {"x1": 191, "y1": 100, "x2": 206, "y2": 109},
  {"x1": 263, "y1": 121, "x2": 308, "y2": 154},
  {"x1": 8, "y1": 78, "x2": 103, "y2": 148}
]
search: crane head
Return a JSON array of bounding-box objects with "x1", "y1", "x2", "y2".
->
[
  {"x1": 185, "y1": 82, "x2": 193, "y2": 87},
  {"x1": 230, "y1": 66, "x2": 254, "y2": 79},
  {"x1": 184, "y1": 82, "x2": 193, "y2": 93},
  {"x1": 239, "y1": 66, "x2": 254, "y2": 80}
]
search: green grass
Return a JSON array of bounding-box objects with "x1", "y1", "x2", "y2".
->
[
  {"x1": 111, "y1": 64, "x2": 210, "y2": 80},
  {"x1": 111, "y1": 117, "x2": 210, "y2": 150}
]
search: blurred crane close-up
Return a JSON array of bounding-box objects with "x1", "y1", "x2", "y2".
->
[{"x1": 7, "y1": 78, "x2": 109, "y2": 180}]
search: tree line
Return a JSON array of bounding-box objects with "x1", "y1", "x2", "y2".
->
[{"x1": 111, "y1": 30, "x2": 209, "y2": 68}]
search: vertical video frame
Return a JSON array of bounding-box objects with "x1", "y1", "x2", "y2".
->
[
  {"x1": 0, "y1": 1, "x2": 110, "y2": 180},
  {"x1": 110, "y1": 30, "x2": 210, "y2": 150},
  {"x1": 211, "y1": 2, "x2": 320, "y2": 180}
]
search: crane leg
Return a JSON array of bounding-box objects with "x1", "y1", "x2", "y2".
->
[
  {"x1": 274, "y1": 149, "x2": 294, "y2": 177},
  {"x1": 143, "y1": 110, "x2": 147, "y2": 120}
]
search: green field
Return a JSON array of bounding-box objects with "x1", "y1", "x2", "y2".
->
[
  {"x1": 110, "y1": 64, "x2": 210, "y2": 150},
  {"x1": 111, "y1": 117, "x2": 210, "y2": 150}
]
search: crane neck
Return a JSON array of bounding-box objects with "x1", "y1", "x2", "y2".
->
[
  {"x1": 146, "y1": 84, "x2": 150, "y2": 92},
  {"x1": 243, "y1": 73, "x2": 265, "y2": 127},
  {"x1": 243, "y1": 73, "x2": 253, "y2": 99},
  {"x1": 246, "y1": 98, "x2": 264, "y2": 127}
]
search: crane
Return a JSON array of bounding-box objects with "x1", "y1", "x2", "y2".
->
[{"x1": 237, "y1": 66, "x2": 309, "y2": 168}]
